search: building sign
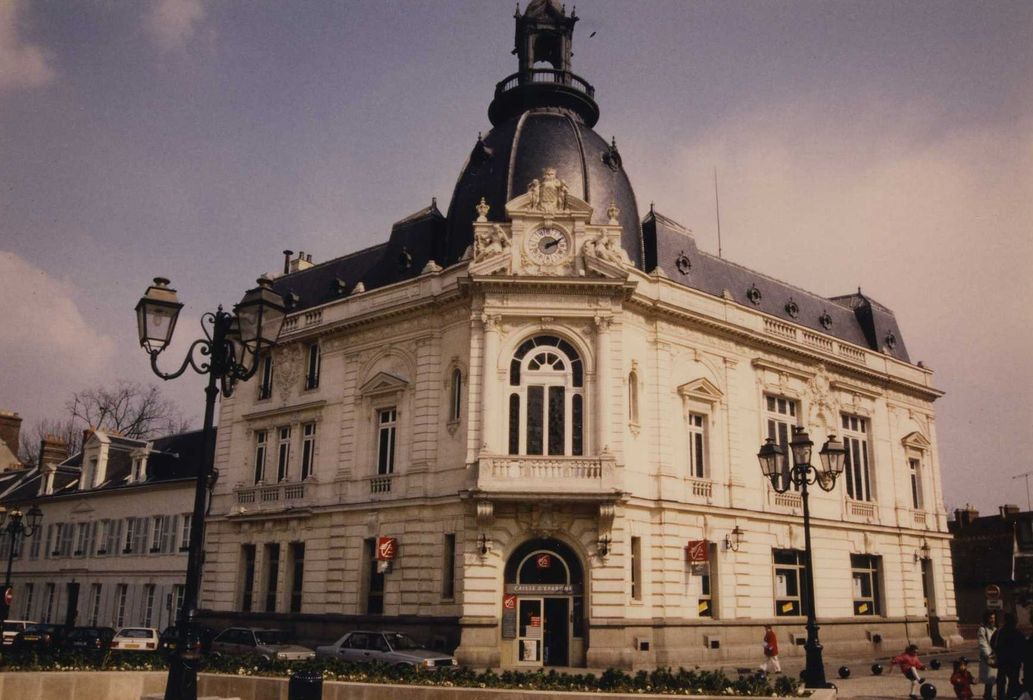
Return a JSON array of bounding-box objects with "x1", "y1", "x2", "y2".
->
[
  {"x1": 376, "y1": 537, "x2": 397, "y2": 561},
  {"x1": 985, "y1": 584, "x2": 1002, "y2": 599},
  {"x1": 686, "y1": 540, "x2": 709, "y2": 563},
  {"x1": 536, "y1": 553, "x2": 552, "y2": 569},
  {"x1": 506, "y1": 583, "x2": 580, "y2": 595},
  {"x1": 501, "y1": 595, "x2": 517, "y2": 639}
]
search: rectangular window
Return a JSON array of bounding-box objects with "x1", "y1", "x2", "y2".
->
[
  {"x1": 365, "y1": 538, "x2": 385, "y2": 614},
  {"x1": 508, "y1": 394, "x2": 520, "y2": 455},
  {"x1": 115, "y1": 584, "x2": 128, "y2": 627},
  {"x1": 526, "y1": 386, "x2": 544, "y2": 455},
  {"x1": 130, "y1": 517, "x2": 148, "y2": 555},
  {"x1": 263, "y1": 543, "x2": 280, "y2": 613},
  {"x1": 301, "y1": 423, "x2": 316, "y2": 480},
  {"x1": 910, "y1": 457, "x2": 924, "y2": 509},
  {"x1": 773, "y1": 549, "x2": 807, "y2": 616},
  {"x1": 442, "y1": 534, "x2": 456, "y2": 600},
  {"x1": 289, "y1": 542, "x2": 305, "y2": 614},
  {"x1": 43, "y1": 583, "x2": 55, "y2": 623},
  {"x1": 305, "y1": 344, "x2": 320, "y2": 390},
  {"x1": 173, "y1": 585, "x2": 185, "y2": 620},
  {"x1": 630, "y1": 536, "x2": 642, "y2": 601},
  {"x1": 75, "y1": 522, "x2": 89, "y2": 556},
  {"x1": 143, "y1": 584, "x2": 156, "y2": 626},
  {"x1": 44, "y1": 524, "x2": 54, "y2": 559},
  {"x1": 89, "y1": 584, "x2": 102, "y2": 626},
  {"x1": 258, "y1": 355, "x2": 273, "y2": 400},
  {"x1": 58, "y1": 522, "x2": 74, "y2": 557},
  {"x1": 29, "y1": 527, "x2": 41, "y2": 559},
  {"x1": 377, "y1": 408, "x2": 397, "y2": 475},
  {"x1": 688, "y1": 413, "x2": 707, "y2": 478},
  {"x1": 240, "y1": 544, "x2": 256, "y2": 612},
  {"x1": 765, "y1": 395, "x2": 799, "y2": 491},
  {"x1": 450, "y1": 369, "x2": 462, "y2": 422},
  {"x1": 851, "y1": 554, "x2": 882, "y2": 615},
  {"x1": 124, "y1": 518, "x2": 135, "y2": 554},
  {"x1": 151, "y1": 516, "x2": 165, "y2": 553},
  {"x1": 254, "y1": 430, "x2": 267, "y2": 484},
  {"x1": 842, "y1": 414, "x2": 873, "y2": 502},
  {"x1": 277, "y1": 426, "x2": 291, "y2": 482},
  {"x1": 22, "y1": 583, "x2": 34, "y2": 619},
  {"x1": 180, "y1": 514, "x2": 192, "y2": 551}
]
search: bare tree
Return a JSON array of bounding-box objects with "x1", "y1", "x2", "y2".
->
[{"x1": 18, "y1": 381, "x2": 193, "y2": 465}]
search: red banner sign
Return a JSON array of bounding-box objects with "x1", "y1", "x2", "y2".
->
[
  {"x1": 376, "y1": 537, "x2": 398, "y2": 561},
  {"x1": 686, "y1": 540, "x2": 709, "y2": 563},
  {"x1": 503, "y1": 594, "x2": 517, "y2": 610}
]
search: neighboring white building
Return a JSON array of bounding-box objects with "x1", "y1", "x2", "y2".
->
[
  {"x1": 199, "y1": 1, "x2": 959, "y2": 669},
  {"x1": 2, "y1": 430, "x2": 204, "y2": 630}
]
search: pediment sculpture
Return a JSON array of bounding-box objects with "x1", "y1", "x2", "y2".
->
[
  {"x1": 582, "y1": 233, "x2": 630, "y2": 266},
  {"x1": 528, "y1": 167, "x2": 569, "y2": 213},
  {"x1": 474, "y1": 224, "x2": 511, "y2": 261}
]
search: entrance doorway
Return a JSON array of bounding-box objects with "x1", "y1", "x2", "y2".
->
[{"x1": 504, "y1": 538, "x2": 584, "y2": 667}]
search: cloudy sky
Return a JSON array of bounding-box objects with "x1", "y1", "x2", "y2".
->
[{"x1": 1, "y1": 0, "x2": 1030, "y2": 515}]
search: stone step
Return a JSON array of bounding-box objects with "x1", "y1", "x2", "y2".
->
[{"x1": 141, "y1": 696, "x2": 241, "y2": 700}]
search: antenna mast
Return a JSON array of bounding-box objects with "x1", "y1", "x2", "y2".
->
[
  {"x1": 714, "y1": 167, "x2": 723, "y2": 258},
  {"x1": 1013, "y1": 472, "x2": 1033, "y2": 511}
]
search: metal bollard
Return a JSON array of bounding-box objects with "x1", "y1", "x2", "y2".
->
[{"x1": 288, "y1": 670, "x2": 323, "y2": 700}]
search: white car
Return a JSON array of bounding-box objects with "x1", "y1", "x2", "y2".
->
[
  {"x1": 2, "y1": 620, "x2": 34, "y2": 646},
  {"x1": 111, "y1": 626, "x2": 160, "y2": 651}
]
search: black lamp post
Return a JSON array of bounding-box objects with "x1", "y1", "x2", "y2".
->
[
  {"x1": 757, "y1": 427, "x2": 846, "y2": 689},
  {"x1": 135, "y1": 276, "x2": 285, "y2": 700},
  {"x1": 0, "y1": 505, "x2": 43, "y2": 639}
]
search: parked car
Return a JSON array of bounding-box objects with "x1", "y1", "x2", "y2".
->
[
  {"x1": 2, "y1": 619, "x2": 34, "y2": 646},
  {"x1": 159, "y1": 624, "x2": 217, "y2": 653},
  {"x1": 315, "y1": 631, "x2": 457, "y2": 669},
  {"x1": 110, "y1": 627, "x2": 160, "y2": 651},
  {"x1": 209, "y1": 627, "x2": 314, "y2": 662},
  {"x1": 66, "y1": 626, "x2": 116, "y2": 653},
  {"x1": 11, "y1": 623, "x2": 72, "y2": 653}
]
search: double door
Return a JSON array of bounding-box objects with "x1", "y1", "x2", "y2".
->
[{"x1": 517, "y1": 597, "x2": 569, "y2": 667}]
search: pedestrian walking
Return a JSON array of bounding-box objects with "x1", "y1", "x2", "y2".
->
[
  {"x1": 892, "y1": 643, "x2": 927, "y2": 700},
  {"x1": 759, "y1": 624, "x2": 781, "y2": 674},
  {"x1": 951, "y1": 658, "x2": 975, "y2": 700},
  {"x1": 994, "y1": 612, "x2": 1024, "y2": 700},
  {"x1": 980, "y1": 610, "x2": 1000, "y2": 700}
]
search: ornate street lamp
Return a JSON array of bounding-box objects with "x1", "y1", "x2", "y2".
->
[
  {"x1": 757, "y1": 427, "x2": 845, "y2": 689},
  {"x1": 0, "y1": 505, "x2": 44, "y2": 639},
  {"x1": 136, "y1": 276, "x2": 284, "y2": 700}
]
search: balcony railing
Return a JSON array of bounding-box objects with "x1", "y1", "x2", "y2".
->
[
  {"x1": 235, "y1": 482, "x2": 307, "y2": 508},
  {"x1": 687, "y1": 477, "x2": 713, "y2": 500},
  {"x1": 475, "y1": 455, "x2": 618, "y2": 496},
  {"x1": 495, "y1": 69, "x2": 595, "y2": 98},
  {"x1": 846, "y1": 499, "x2": 877, "y2": 521}
]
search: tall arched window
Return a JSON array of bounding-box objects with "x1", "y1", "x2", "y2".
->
[
  {"x1": 628, "y1": 369, "x2": 639, "y2": 425},
  {"x1": 507, "y1": 335, "x2": 584, "y2": 456},
  {"x1": 450, "y1": 368, "x2": 463, "y2": 422}
]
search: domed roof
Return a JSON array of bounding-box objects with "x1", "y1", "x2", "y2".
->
[
  {"x1": 445, "y1": 110, "x2": 641, "y2": 267},
  {"x1": 443, "y1": 1, "x2": 642, "y2": 268}
]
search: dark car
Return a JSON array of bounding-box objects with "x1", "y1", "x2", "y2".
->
[
  {"x1": 12, "y1": 623, "x2": 72, "y2": 653},
  {"x1": 209, "y1": 627, "x2": 314, "y2": 662},
  {"x1": 159, "y1": 624, "x2": 217, "y2": 653},
  {"x1": 66, "y1": 626, "x2": 116, "y2": 653}
]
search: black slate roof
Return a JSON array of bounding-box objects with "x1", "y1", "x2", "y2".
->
[{"x1": 950, "y1": 514, "x2": 1021, "y2": 586}]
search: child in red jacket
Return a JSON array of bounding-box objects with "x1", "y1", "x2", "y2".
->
[
  {"x1": 892, "y1": 644, "x2": 927, "y2": 699},
  {"x1": 950, "y1": 658, "x2": 974, "y2": 700}
]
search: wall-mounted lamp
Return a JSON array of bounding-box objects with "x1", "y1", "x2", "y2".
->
[
  {"x1": 724, "y1": 526, "x2": 744, "y2": 552},
  {"x1": 914, "y1": 540, "x2": 931, "y2": 562},
  {"x1": 477, "y1": 532, "x2": 490, "y2": 556},
  {"x1": 597, "y1": 535, "x2": 612, "y2": 558}
]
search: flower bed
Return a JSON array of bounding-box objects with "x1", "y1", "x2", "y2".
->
[{"x1": 0, "y1": 651, "x2": 800, "y2": 696}]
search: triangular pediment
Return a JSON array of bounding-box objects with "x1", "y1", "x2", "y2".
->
[
  {"x1": 677, "y1": 377, "x2": 724, "y2": 402},
  {"x1": 359, "y1": 371, "x2": 410, "y2": 397},
  {"x1": 902, "y1": 431, "x2": 932, "y2": 450},
  {"x1": 70, "y1": 499, "x2": 95, "y2": 514}
]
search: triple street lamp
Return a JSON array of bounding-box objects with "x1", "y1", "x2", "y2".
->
[
  {"x1": 135, "y1": 276, "x2": 285, "y2": 700},
  {"x1": 0, "y1": 506, "x2": 43, "y2": 641},
  {"x1": 757, "y1": 427, "x2": 846, "y2": 689}
]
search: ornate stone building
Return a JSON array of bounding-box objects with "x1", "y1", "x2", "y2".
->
[{"x1": 200, "y1": 0, "x2": 959, "y2": 668}]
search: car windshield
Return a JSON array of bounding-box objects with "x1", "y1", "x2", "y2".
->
[
  {"x1": 2, "y1": 623, "x2": 23, "y2": 633},
  {"x1": 386, "y1": 633, "x2": 422, "y2": 651},
  {"x1": 254, "y1": 630, "x2": 285, "y2": 645},
  {"x1": 118, "y1": 629, "x2": 154, "y2": 638}
]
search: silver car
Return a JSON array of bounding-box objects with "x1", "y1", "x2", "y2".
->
[
  {"x1": 315, "y1": 631, "x2": 458, "y2": 669},
  {"x1": 210, "y1": 627, "x2": 314, "y2": 662}
]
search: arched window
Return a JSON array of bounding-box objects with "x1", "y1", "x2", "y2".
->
[
  {"x1": 508, "y1": 335, "x2": 584, "y2": 456},
  {"x1": 628, "y1": 370, "x2": 639, "y2": 425},
  {"x1": 450, "y1": 368, "x2": 463, "y2": 422}
]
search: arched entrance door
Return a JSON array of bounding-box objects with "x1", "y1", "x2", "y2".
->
[{"x1": 504, "y1": 538, "x2": 584, "y2": 667}]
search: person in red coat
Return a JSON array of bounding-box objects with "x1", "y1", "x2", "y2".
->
[
  {"x1": 951, "y1": 658, "x2": 975, "y2": 700},
  {"x1": 760, "y1": 625, "x2": 781, "y2": 674},
  {"x1": 892, "y1": 644, "x2": 927, "y2": 699}
]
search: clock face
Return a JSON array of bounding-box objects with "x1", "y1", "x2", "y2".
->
[{"x1": 526, "y1": 226, "x2": 571, "y2": 265}]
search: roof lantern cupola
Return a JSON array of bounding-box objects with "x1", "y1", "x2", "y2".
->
[{"x1": 488, "y1": 0, "x2": 600, "y2": 127}]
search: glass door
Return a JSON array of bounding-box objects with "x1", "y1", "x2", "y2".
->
[{"x1": 517, "y1": 598, "x2": 544, "y2": 665}]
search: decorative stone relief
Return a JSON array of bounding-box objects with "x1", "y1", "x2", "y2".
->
[
  {"x1": 582, "y1": 233, "x2": 629, "y2": 266},
  {"x1": 527, "y1": 167, "x2": 569, "y2": 213},
  {"x1": 476, "y1": 500, "x2": 495, "y2": 527},
  {"x1": 805, "y1": 364, "x2": 840, "y2": 433},
  {"x1": 276, "y1": 343, "x2": 303, "y2": 402},
  {"x1": 474, "y1": 224, "x2": 511, "y2": 261}
]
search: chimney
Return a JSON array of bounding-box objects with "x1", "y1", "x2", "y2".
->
[
  {"x1": 954, "y1": 504, "x2": 979, "y2": 527},
  {"x1": 0, "y1": 410, "x2": 22, "y2": 470},
  {"x1": 282, "y1": 249, "x2": 294, "y2": 275},
  {"x1": 39, "y1": 434, "x2": 69, "y2": 469},
  {"x1": 289, "y1": 250, "x2": 315, "y2": 273},
  {"x1": 1001, "y1": 504, "x2": 1021, "y2": 519}
]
